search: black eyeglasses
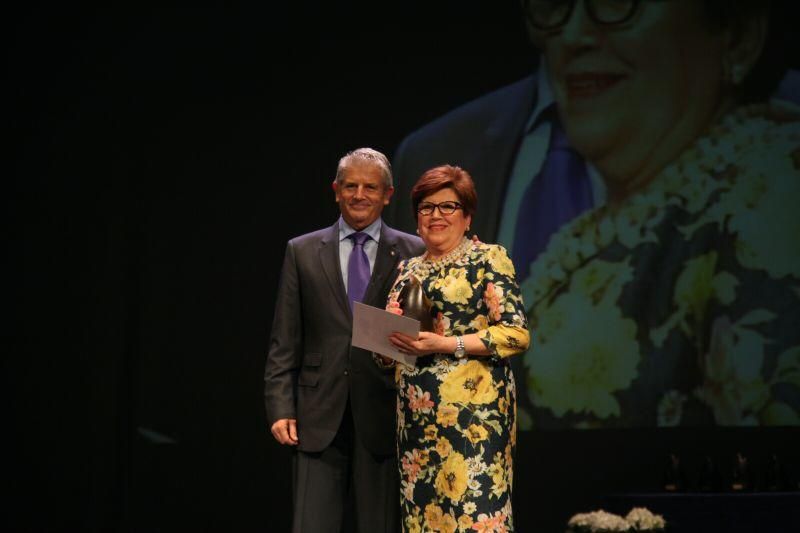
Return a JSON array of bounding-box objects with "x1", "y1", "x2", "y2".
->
[
  {"x1": 522, "y1": 0, "x2": 647, "y2": 30},
  {"x1": 416, "y1": 201, "x2": 463, "y2": 216}
]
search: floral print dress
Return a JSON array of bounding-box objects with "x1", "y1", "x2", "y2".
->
[
  {"x1": 519, "y1": 102, "x2": 800, "y2": 429},
  {"x1": 388, "y1": 238, "x2": 529, "y2": 532}
]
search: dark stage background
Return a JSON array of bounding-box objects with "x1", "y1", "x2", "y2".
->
[{"x1": 9, "y1": 3, "x2": 799, "y2": 532}]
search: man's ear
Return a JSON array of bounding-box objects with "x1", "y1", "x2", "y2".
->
[
  {"x1": 383, "y1": 186, "x2": 395, "y2": 205},
  {"x1": 332, "y1": 180, "x2": 340, "y2": 202}
]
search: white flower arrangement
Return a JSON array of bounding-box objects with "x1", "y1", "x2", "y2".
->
[
  {"x1": 625, "y1": 507, "x2": 667, "y2": 531},
  {"x1": 567, "y1": 507, "x2": 666, "y2": 532}
]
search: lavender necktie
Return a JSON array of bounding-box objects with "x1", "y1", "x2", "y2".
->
[
  {"x1": 347, "y1": 232, "x2": 371, "y2": 310},
  {"x1": 511, "y1": 111, "x2": 593, "y2": 282}
]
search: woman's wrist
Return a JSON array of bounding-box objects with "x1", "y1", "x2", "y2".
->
[
  {"x1": 439, "y1": 335, "x2": 455, "y2": 353},
  {"x1": 451, "y1": 336, "x2": 460, "y2": 353}
]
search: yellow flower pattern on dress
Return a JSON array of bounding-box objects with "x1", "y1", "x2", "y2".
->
[
  {"x1": 486, "y1": 246, "x2": 516, "y2": 277},
  {"x1": 436, "y1": 436, "x2": 453, "y2": 458},
  {"x1": 457, "y1": 513, "x2": 474, "y2": 531},
  {"x1": 439, "y1": 360, "x2": 498, "y2": 405},
  {"x1": 437, "y1": 268, "x2": 474, "y2": 305},
  {"x1": 391, "y1": 240, "x2": 529, "y2": 531},
  {"x1": 439, "y1": 514, "x2": 458, "y2": 533},
  {"x1": 435, "y1": 451, "x2": 469, "y2": 503},
  {"x1": 464, "y1": 424, "x2": 489, "y2": 445},
  {"x1": 436, "y1": 403, "x2": 460, "y2": 427},
  {"x1": 518, "y1": 102, "x2": 800, "y2": 428}
]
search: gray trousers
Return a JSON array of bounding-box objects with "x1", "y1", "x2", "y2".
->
[{"x1": 291, "y1": 401, "x2": 399, "y2": 533}]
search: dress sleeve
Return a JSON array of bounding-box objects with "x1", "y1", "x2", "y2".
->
[{"x1": 475, "y1": 245, "x2": 531, "y2": 358}]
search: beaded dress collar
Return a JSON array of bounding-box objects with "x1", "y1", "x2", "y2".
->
[{"x1": 408, "y1": 237, "x2": 473, "y2": 279}]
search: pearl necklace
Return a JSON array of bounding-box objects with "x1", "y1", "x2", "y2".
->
[
  {"x1": 409, "y1": 237, "x2": 473, "y2": 279},
  {"x1": 520, "y1": 102, "x2": 784, "y2": 311}
]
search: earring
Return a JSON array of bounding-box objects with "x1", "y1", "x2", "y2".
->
[
  {"x1": 416, "y1": 228, "x2": 420, "y2": 234},
  {"x1": 466, "y1": 227, "x2": 470, "y2": 232}
]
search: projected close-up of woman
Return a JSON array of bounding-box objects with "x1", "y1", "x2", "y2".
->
[{"x1": 521, "y1": 0, "x2": 800, "y2": 428}]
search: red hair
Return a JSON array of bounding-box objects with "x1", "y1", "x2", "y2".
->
[{"x1": 410, "y1": 165, "x2": 477, "y2": 218}]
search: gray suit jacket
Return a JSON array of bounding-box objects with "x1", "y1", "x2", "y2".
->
[{"x1": 264, "y1": 219, "x2": 424, "y2": 454}]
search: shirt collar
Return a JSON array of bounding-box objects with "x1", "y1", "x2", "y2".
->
[
  {"x1": 339, "y1": 216, "x2": 382, "y2": 243},
  {"x1": 524, "y1": 66, "x2": 556, "y2": 133}
]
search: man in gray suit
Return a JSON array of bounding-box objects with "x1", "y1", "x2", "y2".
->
[{"x1": 264, "y1": 148, "x2": 424, "y2": 533}]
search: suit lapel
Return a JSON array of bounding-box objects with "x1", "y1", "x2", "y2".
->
[
  {"x1": 319, "y1": 221, "x2": 351, "y2": 318},
  {"x1": 362, "y1": 224, "x2": 400, "y2": 308},
  {"x1": 473, "y1": 75, "x2": 538, "y2": 241}
]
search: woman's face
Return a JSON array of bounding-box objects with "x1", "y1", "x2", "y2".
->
[
  {"x1": 417, "y1": 187, "x2": 472, "y2": 257},
  {"x1": 536, "y1": 0, "x2": 732, "y2": 197}
]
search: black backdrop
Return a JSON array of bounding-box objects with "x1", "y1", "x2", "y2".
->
[{"x1": 9, "y1": 3, "x2": 799, "y2": 532}]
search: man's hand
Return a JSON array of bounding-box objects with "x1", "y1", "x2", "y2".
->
[{"x1": 270, "y1": 418, "x2": 299, "y2": 445}]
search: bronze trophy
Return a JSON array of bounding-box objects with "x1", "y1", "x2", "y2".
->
[{"x1": 398, "y1": 275, "x2": 434, "y2": 332}]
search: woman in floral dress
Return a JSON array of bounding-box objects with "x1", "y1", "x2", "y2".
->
[
  {"x1": 520, "y1": 0, "x2": 800, "y2": 428},
  {"x1": 383, "y1": 165, "x2": 530, "y2": 532}
]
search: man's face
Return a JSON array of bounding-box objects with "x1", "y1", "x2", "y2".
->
[{"x1": 333, "y1": 162, "x2": 394, "y2": 230}]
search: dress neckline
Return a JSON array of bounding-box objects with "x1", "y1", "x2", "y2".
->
[
  {"x1": 421, "y1": 237, "x2": 472, "y2": 264},
  {"x1": 410, "y1": 237, "x2": 474, "y2": 279}
]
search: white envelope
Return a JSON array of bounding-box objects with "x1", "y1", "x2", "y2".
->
[{"x1": 351, "y1": 301, "x2": 419, "y2": 367}]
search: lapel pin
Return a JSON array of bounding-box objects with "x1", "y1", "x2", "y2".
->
[{"x1": 390, "y1": 250, "x2": 395, "y2": 256}]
